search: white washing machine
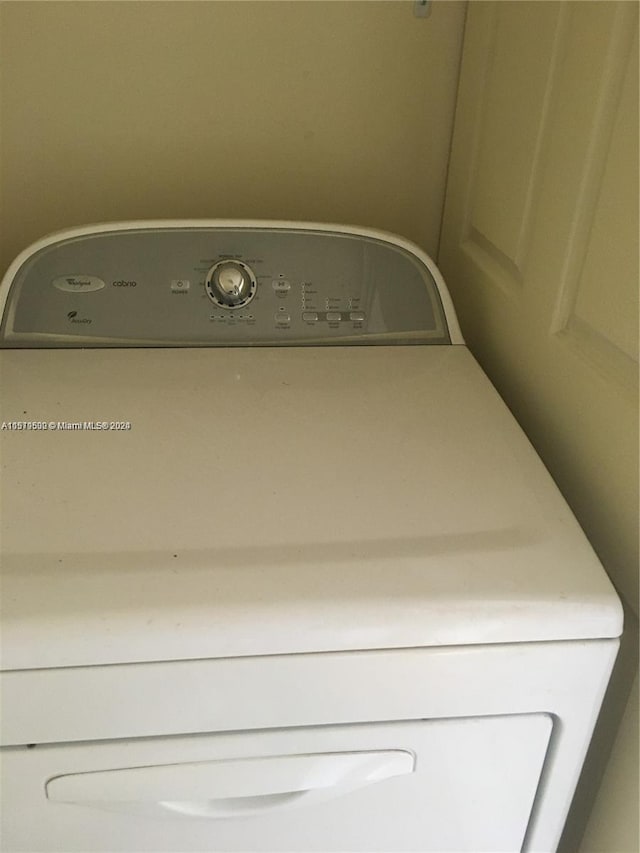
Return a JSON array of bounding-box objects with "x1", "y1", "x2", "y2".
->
[{"x1": 0, "y1": 222, "x2": 622, "y2": 853}]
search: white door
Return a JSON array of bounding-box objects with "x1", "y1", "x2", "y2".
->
[{"x1": 439, "y1": 0, "x2": 639, "y2": 610}]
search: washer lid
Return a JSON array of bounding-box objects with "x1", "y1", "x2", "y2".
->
[{"x1": 0, "y1": 345, "x2": 622, "y2": 670}]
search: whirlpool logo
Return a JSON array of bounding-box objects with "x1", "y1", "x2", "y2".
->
[{"x1": 67, "y1": 311, "x2": 92, "y2": 324}]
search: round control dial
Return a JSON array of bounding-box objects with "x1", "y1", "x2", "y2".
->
[{"x1": 205, "y1": 260, "x2": 257, "y2": 308}]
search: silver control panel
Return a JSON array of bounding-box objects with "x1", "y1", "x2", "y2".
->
[{"x1": 0, "y1": 225, "x2": 451, "y2": 347}]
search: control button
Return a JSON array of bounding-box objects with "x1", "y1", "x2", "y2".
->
[
  {"x1": 275, "y1": 313, "x2": 290, "y2": 324},
  {"x1": 171, "y1": 279, "x2": 190, "y2": 292},
  {"x1": 302, "y1": 312, "x2": 318, "y2": 322},
  {"x1": 272, "y1": 279, "x2": 291, "y2": 292},
  {"x1": 205, "y1": 260, "x2": 257, "y2": 308},
  {"x1": 326, "y1": 312, "x2": 341, "y2": 322},
  {"x1": 349, "y1": 311, "x2": 365, "y2": 322},
  {"x1": 52, "y1": 275, "x2": 105, "y2": 293},
  {"x1": 218, "y1": 266, "x2": 244, "y2": 296}
]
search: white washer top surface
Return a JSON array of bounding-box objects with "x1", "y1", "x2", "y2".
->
[{"x1": 0, "y1": 343, "x2": 622, "y2": 671}]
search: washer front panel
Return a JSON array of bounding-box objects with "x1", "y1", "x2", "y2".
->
[{"x1": 0, "y1": 226, "x2": 450, "y2": 347}]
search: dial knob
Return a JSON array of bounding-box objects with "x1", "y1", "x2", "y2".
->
[{"x1": 205, "y1": 260, "x2": 257, "y2": 308}]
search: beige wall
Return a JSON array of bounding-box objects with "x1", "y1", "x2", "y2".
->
[
  {"x1": 0, "y1": 0, "x2": 466, "y2": 278},
  {"x1": 580, "y1": 673, "x2": 639, "y2": 853}
]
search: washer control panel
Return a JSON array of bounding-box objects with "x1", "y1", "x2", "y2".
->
[{"x1": 0, "y1": 225, "x2": 451, "y2": 347}]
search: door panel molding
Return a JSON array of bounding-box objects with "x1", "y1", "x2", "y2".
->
[
  {"x1": 461, "y1": 2, "x2": 568, "y2": 294},
  {"x1": 551, "y1": 4, "x2": 638, "y2": 390}
]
